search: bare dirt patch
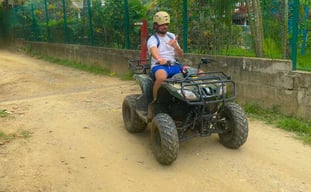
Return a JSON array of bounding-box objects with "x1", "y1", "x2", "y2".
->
[{"x1": 0, "y1": 49, "x2": 310, "y2": 192}]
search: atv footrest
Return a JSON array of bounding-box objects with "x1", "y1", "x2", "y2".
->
[
  {"x1": 179, "y1": 131, "x2": 201, "y2": 142},
  {"x1": 136, "y1": 110, "x2": 147, "y2": 123}
]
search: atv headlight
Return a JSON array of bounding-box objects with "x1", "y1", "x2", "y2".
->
[
  {"x1": 177, "y1": 89, "x2": 198, "y2": 100},
  {"x1": 218, "y1": 84, "x2": 226, "y2": 96}
]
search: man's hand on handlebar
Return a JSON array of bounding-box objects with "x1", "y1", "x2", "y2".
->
[
  {"x1": 156, "y1": 59, "x2": 173, "y2": 66},
  {"x1": 157, "y1": 58, "x2": 168, "y2": 65}
]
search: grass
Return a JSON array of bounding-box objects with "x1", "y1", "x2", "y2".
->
[
  {"x1": 0, "y1": 131, "x2": 16, "y2": 144},
  {"x1": 26, "y1": 50, "x2": 134, "y2": 80},
  {"x1": 243, "y1": 102, "x2": 311, "y2": 145},
  {"x1": 0, "y1": 109, "x2": 31, "y2": 145},
  {"x1": 297, "y1": 50, "x2": 311, "y2": 71},
  {"x1": 0, "y1": 109, "x2": 9, "y2": 118},
  {"x1": 41, "y1": 55, "x2": 111, "y2": 75},
  {"x1": 43, "y1": 55, "x2": 134, "y2": 80},
  {"x1": 221, "y1": 47, "x2": 256, "y2": 57},
  {"x1": 222, "y1": 47, "x2": 311, "y2": 71},
  {"x1": 0, "y1": 130, "x2": 32, "y2": 145}
]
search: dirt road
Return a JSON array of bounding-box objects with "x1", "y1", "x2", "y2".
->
[{"x1": 0, "y1": 49, "x2": 310, "y2": 192}]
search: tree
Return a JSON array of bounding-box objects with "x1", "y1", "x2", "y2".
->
[
  {"x1": 282, "y1": 0, "x2": 289, "y2": 58},
  {"x1": 93, "y1": 0, "x2": 146, "y2": 48},
  {"x1": 246, "y1": 0, "x2": 264, "y2": 57},
  {"x1": 147, "y1": 0, "x2": 245, "y2": 54}
]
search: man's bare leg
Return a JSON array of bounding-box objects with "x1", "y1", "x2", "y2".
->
[{"x1": 153, "y1": 69, "x2": 167, "y2": 100}]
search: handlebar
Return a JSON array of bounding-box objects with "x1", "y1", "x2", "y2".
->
[{"x1": 155, "y1": 60, "x2": 173, "y2": 66}]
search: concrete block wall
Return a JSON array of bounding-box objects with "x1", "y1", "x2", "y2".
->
[
  {"x1": 23, "y1": 41, "x2": 311, "y2": 120},
  {"x1": 24, "y1": 41, "x2": 139, "y2": 74}
]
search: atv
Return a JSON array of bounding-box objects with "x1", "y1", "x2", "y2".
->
[{"x1": 122, "y1": 58, "x2": 248, "y2": 165}]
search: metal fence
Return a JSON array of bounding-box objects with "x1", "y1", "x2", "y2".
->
[
  {"x1": 1, "y1": 0, "x2": 310, "y2": 71},
  {"x1": 7, "y1": 1, "x2": 138, "y2": 49}
]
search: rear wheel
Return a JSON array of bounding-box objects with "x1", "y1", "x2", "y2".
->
[
  {"x1": 150, "y1": 113, "x2": 179, "y2": 165},
  {"x1": 122, "y1": 94, "x2": 146, "y2": 133},
  {"x1": 218, "y1": 102, "x2": 248, "y2": 149}
]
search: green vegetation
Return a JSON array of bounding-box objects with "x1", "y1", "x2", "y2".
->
[
  {"x1": 0, "y1": 109, "x2": 9, "y2": 118},
  {"x1": 0, "y1": 110, "x2": 31, "y2": 144},
  {"x1": 43, "y1": 55, "x2": 110, "y2": 75},
  {"x1": 26, "y1": 50, "x2": 133, "y2": 80},
  {"x1": 263, "y1": 38, "x2": 283, "y2": 59},
  {"x1": 221, "y1": 47, "x2": 256, "y2": 57},
  {"x1": 42, "y1": 55, "x2": 133, "y2": 80},
  {"x1": 221, "y1": 47, "x2": 311, "y2": 70},
  {"x1": 244, "y1": 103, "x2": 311, "y2": 145},
  {"x1": 20, "y1": 130, "x2": 32, "y2": 138},
  {"x1": 0, "y1": 131, "x2": 12, "y2": 144},
  {"x1": 297, "y1": 51, "x2": 311, "y2": 71},
  {"x1": 118, "y1": 72, "x2": 135, "y2": 81},
  {"x1": 0, "y1": 130, "x2": 32, "y2": 144}
]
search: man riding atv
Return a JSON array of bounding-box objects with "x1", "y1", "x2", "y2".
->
[
  {"x1": 122, "y1": 11, "x2": 249, "y2": 165},
  {"x1": 147, "y1": 11, "x2": 184, "y2": 100}
]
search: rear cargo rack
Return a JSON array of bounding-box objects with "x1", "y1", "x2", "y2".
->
[{"x1": 128, "y1": 59, "x2": 151, "y2": 74}]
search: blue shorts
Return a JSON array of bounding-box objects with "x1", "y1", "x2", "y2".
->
[{"x1": 151, "y1": 65, "x2": 182, "y2": 78}]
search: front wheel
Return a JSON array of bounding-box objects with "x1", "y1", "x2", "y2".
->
[
  {"x1": 150, "y1": 113, "x2": 179, "y2": 165},
  {"x1": 122, "y1": 94, "x2": 146, "y2": 133},
  {"x1": 217, "y1": 102, "x2": 248, "y2": 149}
]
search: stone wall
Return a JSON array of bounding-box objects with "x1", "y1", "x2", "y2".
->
[{"x1": 23, "y1": 41, "x2": 311, "y2": 120}]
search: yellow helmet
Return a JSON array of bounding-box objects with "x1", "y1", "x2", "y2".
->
[{"x1": 153, "y1": 11, "x2": 170, "y2": 25}]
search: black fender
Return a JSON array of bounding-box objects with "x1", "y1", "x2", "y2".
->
[
  {"x1": 134, "y1": 74, "x2": 154, "y2": 105},
  {"x1": 157, "y1": 83, "x2": 185, "y2": 102}
]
